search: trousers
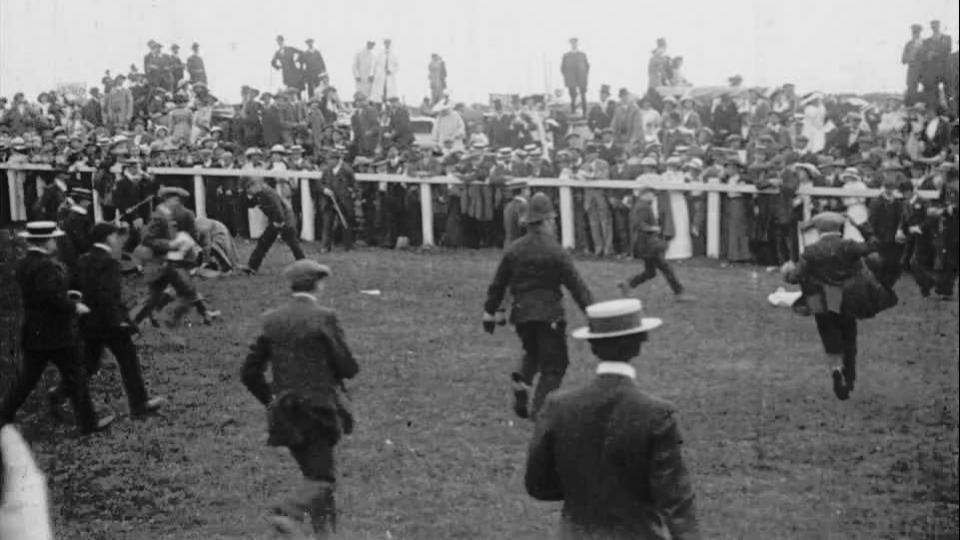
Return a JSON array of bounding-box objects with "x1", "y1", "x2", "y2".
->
[
  {"x1": 0, "y1": 347, "x2": 98, "y2": 432},
  {"x1": 814, "y1": 311, "x2": 858, "y2": 383},
  {"x1": 247, "y1": 223, "x2": 305, "y2": 271},
  {"x1": 627, "y1": 254, "x2": 684, "y2": 294},
  {"x1": 514, "y1": 321, "x2": 569, "y2": 418}
]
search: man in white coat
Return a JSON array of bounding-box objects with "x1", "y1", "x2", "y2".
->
[
  {"x1": 353, "y1": 41, "x2": 376, "y2": 99},
  {"x1": 371, "y1": 39, "x2": 399, "y2": 104}
]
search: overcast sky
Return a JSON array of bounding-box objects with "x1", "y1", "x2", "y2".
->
[{"x1": 1, "y1": 0, "x2": 957, "y2": 104}]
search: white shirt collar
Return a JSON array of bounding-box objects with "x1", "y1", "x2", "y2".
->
[
  {"x1": 94, "y1": 243, "x2": 112, "y2": 253},
  {"x1": 292, "y1": 292, "x2": 317, "y2": 302},
  {"x1": 596, "y1": 362, "x2": 636, "y2": 379},
  {"x1": 27, "y1": 246, "x2": 50, "y2": 254},
  {"x1": 70, "y1": 205, "x2": 88, "y2": 215}
]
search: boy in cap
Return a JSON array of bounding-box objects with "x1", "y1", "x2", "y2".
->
[
  {"x1": 618, "y1": 187, "x2": 694, "y2": 301},
  {"x1": 525, "y1": 298, "x2": 700, "y2": 539},
  {"x1": 242, "y1": 260, "x2": 358, "y2": 538},
  {"x1": 0, "y1": 222, "x2": 114, "y2": 434},
  {"x1": 75, "y1": 222, "x2": 166, "y2": 416},
  {"x1": 483, "y1": 193, "x2": 594, "y2": 419},
  {"x1": 782, "y1": 212, "x2": 895, "y2": 400}
]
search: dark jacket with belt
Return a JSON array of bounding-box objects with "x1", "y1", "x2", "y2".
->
[
  {"x1": 630, "y1": 198, "x2": 669, "y2": 259},
  {"x1": 242, "y1": 294, "x2": 359, "y2": 445},
  {"x1": 77, "y1": 245, "x2": 132, "y2": 338},
  {"x1": 525, "y1": 374, "x2": 700, "y2": 540},
  {"x1": 17, "y1": 249, "x2": 79, "y2": 351},
  {"x1": 484, "y1": 229, "x2": 593, "y2": 324}
]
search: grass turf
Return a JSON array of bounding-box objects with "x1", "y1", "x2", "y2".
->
[{"x1": 5, "y1": 240, "x2": 959, "y2": 539}]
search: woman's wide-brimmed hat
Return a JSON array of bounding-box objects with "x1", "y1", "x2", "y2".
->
[
  {"x1": 571, "y1": 298, "x2": 662, "y2": 340},
  {"x1": 19, "y1": 221, "x2": 65, "y2": 240}
]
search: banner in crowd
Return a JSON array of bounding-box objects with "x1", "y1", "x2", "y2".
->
[{"x1": 55, "y1": 82, "x2": 87, "y2": 101}]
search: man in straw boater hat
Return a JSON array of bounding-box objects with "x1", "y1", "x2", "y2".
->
[
  {"x1": 242, "y1": 260, "x2": 358, "y2": 538},
  {"x1": 525, "y1": 298, "x2": 700, "y2": 539},
  {"x1": 74, "y1": 222, "x2": 166, "y2": 417},
  {"x1": 781, "y1": 211, "x2": 897, "y2": 401},
  {"x1": 0, "y1": 222, "x2": 115, "y2": 434},
  {"x1": 483, "y1": 192, "x2": 594, "y2": 420}
]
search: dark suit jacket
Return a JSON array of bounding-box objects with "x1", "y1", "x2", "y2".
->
[
  {"x1": 630, "y1": 199, "x2": 668, "y2": 259},
  {"x1": 867, "y1": 195, "x2": 903, "y2": 244},
  {"x1": 484, "y1": 229, "x2": 593, "y2": 324},
  {"x1": 526, "y1": 374, "x2": 700, "y2": 540},
  {"x1": 77, "y1": 245, "x2": 130, "y2": 338},
  {"x1": 247, "y1": 186, "x2": 296, "y2": 228},
  {"x1": 17, "y1": 249, "x2": 79, "y2": 351},
  {"x1": 502, "y1": 197, "x2": 528, "y2": 245},
  {"x1": 299, "y1": 49, "x2": 327, "y2": 81},
  {"x1": 242, "y1": 295, "x2": 359, "y2": 410}
]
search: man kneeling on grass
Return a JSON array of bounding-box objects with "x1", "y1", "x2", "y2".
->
[
  {"x1": 242, "y1": 260, "x2": 358, "y2": 538},
  {"x1": 525, "y1": 298, "x2": 700, "y2": 539}
]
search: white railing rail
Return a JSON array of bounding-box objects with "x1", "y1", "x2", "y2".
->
[{"x1": 2, "y1": 163, "x2": 941, "y2": 257}]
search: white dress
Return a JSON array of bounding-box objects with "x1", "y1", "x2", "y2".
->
[
  {"x1": 842, "y1": 180, "x2": 868, "y2": 242},
  {"x1": 243, "y1": 163, "x2": 267, "y2": 239},
  {"x1": 662, "y1": 170, "x2": 692, "y2": 260},
  {"x1": 802, "y1": 104, "x2": 827, "y2": 153}
]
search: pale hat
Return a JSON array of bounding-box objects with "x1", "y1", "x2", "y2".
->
[
  {"x1": 244, "y1": 147, "x2": 262, "y2": 157},
  {"x1": 269, "y1": 144, "x2": 287, "y2": 154},
  {"x1": 19, "y1": 221, "x2": 65, "y2": 240},
  {"x1": 684, "y1": 158, "x2": 704, "y2": 170},
  {"x1": 571, "y1": 299, "x2": 662, "y2": 340}
]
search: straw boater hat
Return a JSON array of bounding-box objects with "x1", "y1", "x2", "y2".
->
[
  {"x1": 269, "y1": 144, "x2": 287, "y2": 154},
  {"x1": 571, "y1": 298, "x2": 662, "y2": 340},
  {"x1": 158, "y1": 186, "x2": 190, "y2": 199},
  {"x1": 19, "y1": 221, "x2": 65, "y2": 240}
]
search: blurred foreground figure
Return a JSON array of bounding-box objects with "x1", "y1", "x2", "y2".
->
[
  {"x1": 242, "y1": 260, "x2": 358, "y2": 538},
  {"x1": 0, "y1": 425, "x2": 54, "y2": 540},
  {"x1": 525, "y1": 299, "x2": 700, "y2": 539}
]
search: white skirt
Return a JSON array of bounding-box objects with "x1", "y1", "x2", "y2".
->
[{"x1": 665, "y1": 191, "x2": 692, "y2": 260}]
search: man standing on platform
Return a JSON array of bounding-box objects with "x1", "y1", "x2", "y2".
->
[
  {"x1": 902, "y1": 24, "x2": 925, "y2": 105},
  {"x1": 300, "y1": 38, "x2": 329, "y2": 99},
  {"x1": 272, "y1": 36, "x2": 303, "y2": 98},
  {"x1": 371, "y1": 39, "x2": 399, "y2": 105},
  {"x1": 483, "y1": 193, "x2": 594, "y2": 420},
  {"x1": 561, "y1": 37, "x2": 590, "y2": 118},
  {"x1": 525, "y1": 298, "x2": 700, "y2": 540},
  {"x1": 187, "y1": 43, "x2": 207, "y2": 85},
  {"x1": 352, "y1": 41, "x2": 376, "y2": 99},
  {"x1": 0, "y1": 222, "x2": 114, "y2": 435},
  {"x1": 242, "y1": 260, "x2": 358, "y2": 538}
]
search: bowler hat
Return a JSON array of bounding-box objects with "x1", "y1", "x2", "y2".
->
[
  {"x1": 571, "y1": 298, "x2": 662, "y2": 340},
  {"x1": 89, "y1": 222, "x2": 119, "y2": 244},
  {"x1": 521, "y1": 192, "x2": 556, "y2": 224}
]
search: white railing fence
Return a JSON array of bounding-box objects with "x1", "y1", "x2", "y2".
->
[{"x1": 2, "y1": 163, "x2": 940, "y2": 258}]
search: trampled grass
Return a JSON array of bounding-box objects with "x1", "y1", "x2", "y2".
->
[{"x1": 5, "y1": 242, "x2": 958, "y2": 539}]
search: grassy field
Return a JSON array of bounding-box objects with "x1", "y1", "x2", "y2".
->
[{"x1": 3, "y1": 239, "x2": 958, "y2": 539}]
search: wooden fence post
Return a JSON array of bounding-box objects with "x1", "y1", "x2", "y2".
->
[
  {"x1": 420, "y1": 182, "x2": 434, "y2": 247},
  {"x1": 559, "y1": 185, "x2": 574, "y2": 249},
  {"x1": 300, "y1": 179, "x2": 315, "y2": 241},
  {"x1": 193, "y1": 171, "x2": 207, "y2": 219}
]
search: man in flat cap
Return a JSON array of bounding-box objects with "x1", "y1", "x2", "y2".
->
[
  {"x1": 525, "y1": 298, "x2": 700, "y2": 539},
  {"x1": 561, "y1": 37, "x2": 590, "y2": 117},
  {"x1": 187, "y1": 43, "x2": 207, "y2": 85},
  {"x1": 300, "y1": 38, "x2": 328, "y2": 100},
  {"x1": 902, "y1": 24, "x2": 925, "y2": 105},
  {"x1": 782, "y1": 212, "x2": 895, "y2": 400},
  {"x1": 483, "y1": 192, "x2": 594, "y2": 420},
  {"x1": 272, "y1": 36, "x2": 304, "y2": 98},
  {"x1": 241, "y1": 176, "x2": 305, "y2": 274},
  {"x1": 242, "y1": 260, "x2": 358, "y2": 538}
]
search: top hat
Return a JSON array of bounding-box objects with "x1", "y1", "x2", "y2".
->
[
  {"x1": 19, "y1": 221, "x2": 65, "y2": 240},
  {"x1": 571, "y1": 298, "x2": 662, "y2": 340}
]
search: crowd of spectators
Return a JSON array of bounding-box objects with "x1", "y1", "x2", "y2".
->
[{"x1": 1, "y1": 32, "x2": 958, "y2": 282}]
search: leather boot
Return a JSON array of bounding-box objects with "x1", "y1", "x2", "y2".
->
[{"x1": 309, "y1": 482, "x2": 337, "y2": 538}]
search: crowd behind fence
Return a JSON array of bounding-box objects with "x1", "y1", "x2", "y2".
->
[{"x1": 2, "y1": 163, "x2": 941, "y2": 260}]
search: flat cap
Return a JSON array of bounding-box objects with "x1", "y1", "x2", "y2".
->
[
  {"x1": 805, "y1": 211, "x2": 846, "y2": 233},
  {"x1": 158, "y1": 186, "x2": 190, "y2": 199},
  {"x1": 283, "y1": 259, "x2": 331, "y2": 288}
]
